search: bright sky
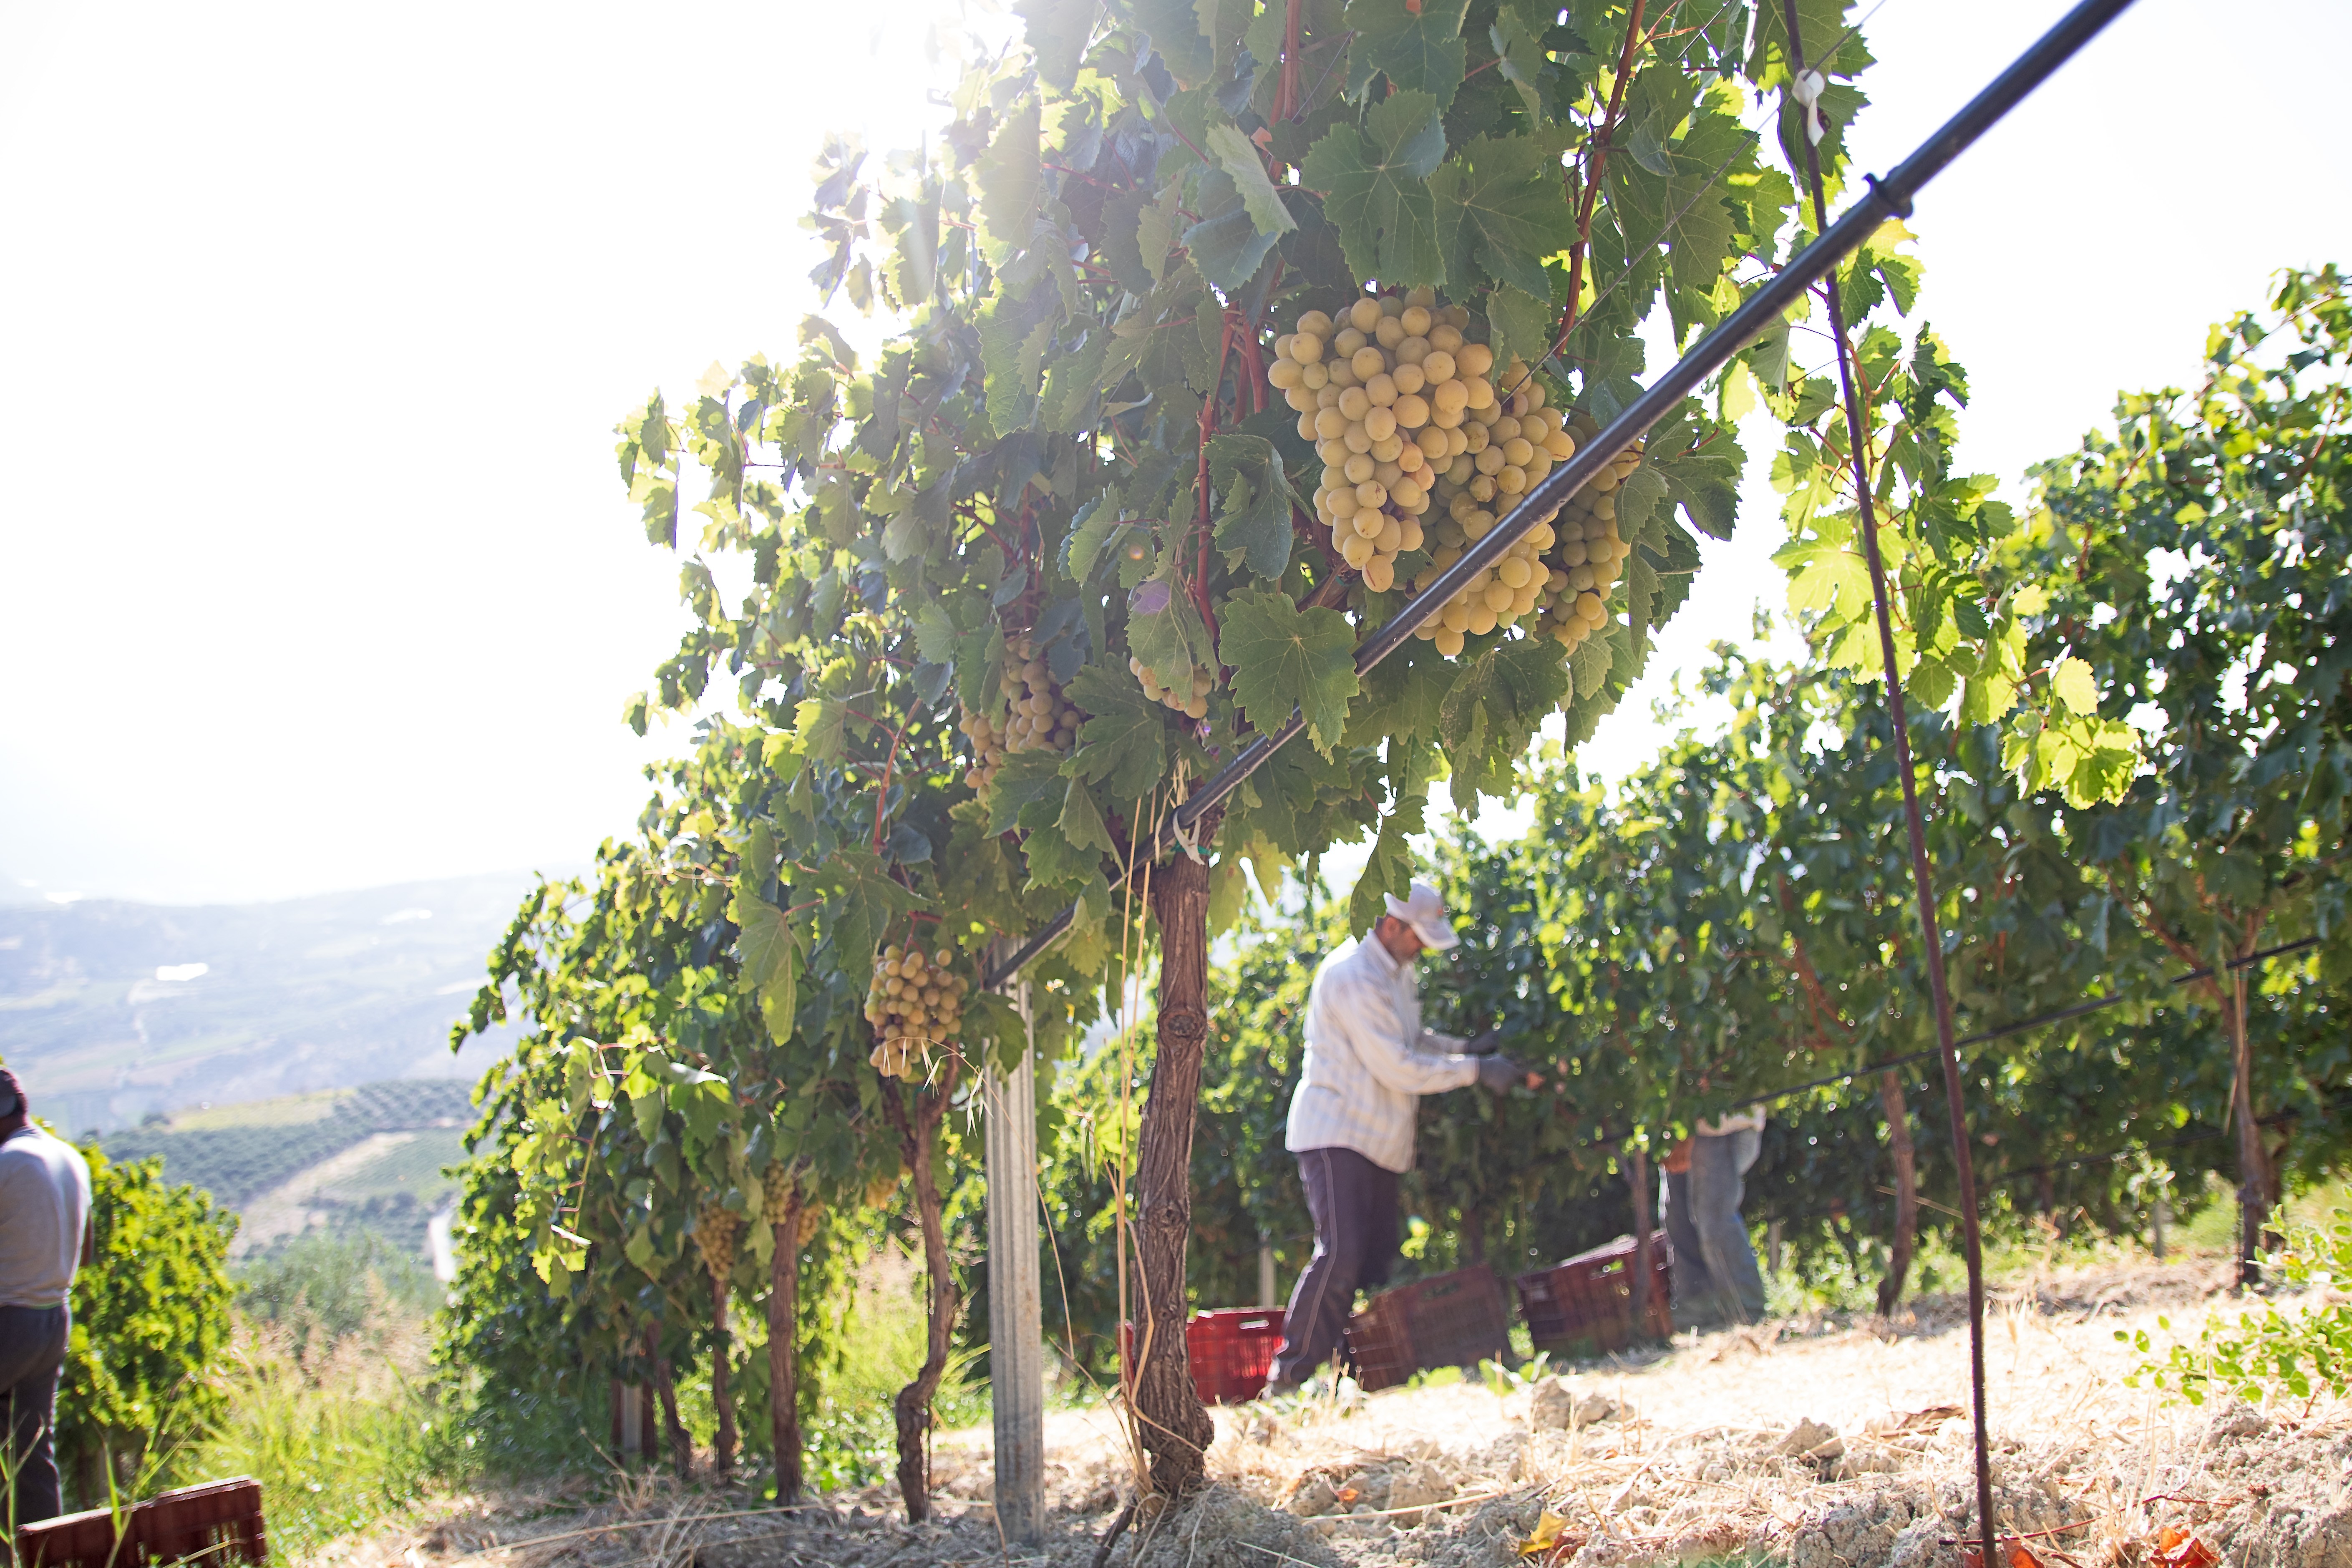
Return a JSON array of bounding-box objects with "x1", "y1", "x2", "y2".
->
[{"x1": 3, "y1": 0, "x2": 2345, "y2": 906}]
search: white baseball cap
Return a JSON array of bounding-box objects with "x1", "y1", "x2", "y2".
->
[{"x1": 1383, "y1": 881, "x2": 1459, "y2": 951}]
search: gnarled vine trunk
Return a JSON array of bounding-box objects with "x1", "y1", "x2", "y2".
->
[
  {"x1": 1627, "y1": 1145, "x2": 1657, "y2": 1339},
  {"x1": 650, "y1": 1328, "x2": 692, "y2": 1481},
  {"x1": 710, "y1": 1275, "x2": 737, "y2": 1482},
  {"x1": 1131, "y1": 852, "x2": 1216, "y2": 1495},
  {"x1": 884, "y1": 1072, "x2": 959, "y2": 1521},
  {"x1": 769, "y1": 1186, "x2": 806, "y2": 1503},
  {"x1": 1876, "y1": 1069, "x2": 1917, "y2": 1316},
  {"x1": 2230, "y1": 969, "x2": 2271, "y2": 1288}
]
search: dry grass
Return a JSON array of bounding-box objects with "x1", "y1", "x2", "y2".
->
[{"x1": 316, "y1": 1255, "x2": 2352, "y2": 1568}]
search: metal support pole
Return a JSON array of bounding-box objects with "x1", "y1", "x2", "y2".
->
[{"x1": 985, "y1": 961, "x2": 1045, "y2": 1546}]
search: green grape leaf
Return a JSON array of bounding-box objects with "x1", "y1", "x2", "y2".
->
[
  {"x1": 1217, "y1": 586, "x2": 1362, "y2": 754},
  {"x1": 1015, "y1": 0, "x2": 1100, "y2": 92},
  {"x1": 1206, "y1": 122, "x2": 1298, "y2": 241},
  {"x1": 812, "y1": 847, "x2": 919, "y2": 972},
  {"x1": 1484, "y1": 284, "x2": 1555, "y2": 375},
  {"x1": 1569, "y1": 627, "x2": 1614, "y2": 700},
  {"x1": 1347, "y1": 791, "x2": 1426, "y2": 934},
  {"x1": 1440, "y1": 637, "x2": 1570, "y2": 809},
  {"x1": 978, "y1": 101, "x2": 1043, "y2": 262},
  {"x1": 1184, "y1": 166, "x2": 1285, "y2": 292},
  {"x1": 1207, "y1": 433, "x2": 1297, "y2": 580},
  {"x1": 2052, "y1": 655, "x2": 2098, "y2": 717},
  {"x1": 1057, "y1": 775, "x2": 1118, "y2": 858},
  {"x1": 1126, "y1": 575, "x2": 1215, "y2": 690},
  {"x1": 1134, "y1": 0, "x2": 1213, "y2": 85},
  {"x1": 729, "y1": 886, "x2": 800, "y2": 1040},
  {"x1": 1488, "y1": 0, "x2": 1553, "y2": 123},
  {"x1": 1040, "y1": 329, "x2": 1111, "y2": 434},
  {"x1": 793, "y1": 697, "x2": 851, "y2": 763},
  {"x1": 1344, "y1": 0, "x2": 1472, "y2": 109},
  {"x1": 1301, "y1": 90, "x2": 1449, "y2": 289},
  {"x1": 1346, "y1": 637, "x2": 1451, "y2": 746},
  {"x1": 989, "y1": 749, "x2": 1071, "y2": 838},
  {"x1": 1426, "y1": 133, "x2": 1575, "y2": 302},
  {"x1": 1068, "y1": 664, "x2": 1170, "y2": 801}
]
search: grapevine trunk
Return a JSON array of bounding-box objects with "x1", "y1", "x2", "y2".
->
[
  {"x1": 884, "y1": 1074, "x2": 959, "y2": 1522},
  {"x1": 769, "y1": 1190, "x2": 805, "y2": 1504},
  {"x1": 710, "y1": 1274, "x2": 736, "y2": 1482},
  {"x1": 1132, "y1": 851, "x2": 1216, "y2": 1496},
  {"x1": 1877, "y1": 1070, "x2": 1917, "y2": 1316},
  {"x1": 1626, "y1": 1145, "x2": 1657, "y2": 1339},
  {"x1": 2230, "y1": 971, "x2": 2270, "y2": 1288},
  {"x1": 651, "y1": 1330, "x2": 692, "y2": 1482}
]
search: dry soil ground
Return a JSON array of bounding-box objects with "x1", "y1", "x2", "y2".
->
[{"x1": 328, "y1": 1256, "x2": 2352, "y2": 1568}]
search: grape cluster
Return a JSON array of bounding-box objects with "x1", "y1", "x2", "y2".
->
[
  {"x1": 864, "y1": 943, "x2": 969, "y2": 1080},
  {"x1": 694, "y1": 1199, "x2": 743, "y2": 1281},
  {"x1": 864, "y1": 1170, "x2": 902, "y2": 1210},
  {"x1": 960, "y1": 632, "x2": 1082, "y2": 794},
  {"x1": 1407, "y1": 359, "x2": 1582, "y2": 655},
  {"x1": 762, "y1": 1163, "x2": 826, "y2": 1248},
  {"x1": 1269, "y1": 286, "x2": 1491, "y2": 596},
  {"x1": 957, "y1": 704, "x2": 1007, "y2": 793},
  {"x1": 1532, "y1": 412, "x2": 1645, "y2": 650},
  {"x1": 1131, "y1": 654, "x2": 1214, "y2": 718}
]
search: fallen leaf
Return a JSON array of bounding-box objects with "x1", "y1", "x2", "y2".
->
[
  {"x1": 1335, "y1": 1486, "x2": 1360, "y2": 1505},
  {"x1": 2155, "y1": 1529, "x2": 2218, "y2": 1568},
  {"x1": 1518, "y1": 1510, "x2": 1568, "y2": 1558}
]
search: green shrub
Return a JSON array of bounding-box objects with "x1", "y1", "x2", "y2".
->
[
  {"x1": 59, "y1": 1143, "x2": 237, "y2": 1512},
  {"x1": 2122, "y1": 1213, "x2": 2352, "y2": 1404}
]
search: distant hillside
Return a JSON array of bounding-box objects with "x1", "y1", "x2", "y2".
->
[
  {"x1": 0, "y1": 870, "x2": 561, "y2": 1133},
  {"x1": 99, "y1": 1079, "x2": 478, "y2": 1259}
]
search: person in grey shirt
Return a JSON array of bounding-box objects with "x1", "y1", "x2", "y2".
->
[{"x1": 0, "y1": 1069, "x2": 96, "y2": 1526}]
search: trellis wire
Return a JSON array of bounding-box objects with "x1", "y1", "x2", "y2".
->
[
  {"x1": 1721, "y1": 934, "x2": 2324, "y2": 1116},
  {"x1": 985, "y1": 0, "x2": 2141, "y2": 993}
]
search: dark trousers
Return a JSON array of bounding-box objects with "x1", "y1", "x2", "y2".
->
[
  {"x1": 1269, "y1": 1147, "x2": 1399, "y2": 1386},
  {"x1": 1, "y1": 1304, "x2": 70, "y2": 1525}
]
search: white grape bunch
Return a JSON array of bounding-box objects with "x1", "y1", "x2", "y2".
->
[
  {"x1": 962, "y1": 629, "x2": 1081, "y2": 796},
  {"x1": 1130, "y1": 654, "x2": 1215, "y2": 718},
  {"x1": 863, "y1": 942, "x2": 969, "y2": 1080},
  {"x1": 694, "y1": 1199, "x2": 744, "y2": 1281},
  {"x1": 1270, "y1": 285, "x2": 1491, "y2": 597},
  {"x1": 1532, "y1": 410, "x2": 1645, "y2": 650}
]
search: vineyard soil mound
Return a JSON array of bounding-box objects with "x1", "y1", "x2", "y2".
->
[{"x1": 325, "y1": 1257, "x2": 2350, "y2": 1568}]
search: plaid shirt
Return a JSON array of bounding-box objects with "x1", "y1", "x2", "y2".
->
[{"x1": 1286, "y1": 935, "x2": 1479, "y2": 1173}]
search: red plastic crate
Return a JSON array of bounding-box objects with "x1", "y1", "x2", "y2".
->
[
  {"x1": 1514, "y1": 1231, "x2": 1671, "y2": 1359},
  {"x1": 1343, "y1": 1267, "x2": 1509, "y2": 1392},
  {"x1": 1120, "y1": 1306, "x2": 1287, "y2": 1404},
  {"x1": 18, "y1": 1477, "x2": 266, "y2": 1568}
]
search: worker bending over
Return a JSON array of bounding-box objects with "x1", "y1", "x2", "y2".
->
[{"x1": 1265, "y1": 881, "x2": 1526, "y2": 1393}]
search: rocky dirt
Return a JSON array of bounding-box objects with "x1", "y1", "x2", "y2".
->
[{"x1": 326, "y1": 1256, "x2": 2352, "y2": 1568}]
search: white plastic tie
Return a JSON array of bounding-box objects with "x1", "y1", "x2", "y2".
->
[{"x1": 1793, "y1": 69, "x2": 1828, "y2": 147}]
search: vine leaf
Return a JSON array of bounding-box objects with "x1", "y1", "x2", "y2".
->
[
  {"x1": 810, "y1": 848, "x2": 920, "y2": 973},
  {"x1": 1067, "y1": 665, "x2": 1169, "y2": 801},
  {"x1": 977, "y1": 101, "x2": 1043, "y2": 262},
  {"x1": 1488, "y1": 0, "x2": 1553, "y2": 123},
  {"x1": 1205, "y1": 123, "x2": 1297, "y2": 242},
  {"x1": 1347, "y1": 789, "x2": 1426, "y2": 934},
  {"x1": 2052, "y1": 656, "x2": 2098, "y2": 716},
  {"x1": 1302, "y1": 90, "x2": 1449, "y2": 289},
  {"x1": 988, "y1": 749, "x2": 1070, "y2": 838},
  {"x1": 1207, "y1": 433, "x2": 1297, "y2": 580},
  {"x1": 1015, "y1": 0, "x2": 1099, "y2": 92},
  {"x1": 1344, "y1": 0, "x2": 1472, "y2": 110},
  {"x1": 1217, "y1": 586, "x2": 1361, "y2": 754},
  {"x1": 1427, "y1": 133, "x2": 1575, "y2": 302},
  {"x1": 1440, "y1": 639, "x2": 1571, "y2": 809},
  {"x1": 730, "y1": 886, "x2": 800, "y2": 1040}
]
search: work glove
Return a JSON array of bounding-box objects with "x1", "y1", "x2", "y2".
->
[
  {"x1": 1463, "y1": 1026, "x2": 1507, "y2": 1055},
  {"x1": 1476, "y1": 1055, "x2": 1527, "y2": 1093}
]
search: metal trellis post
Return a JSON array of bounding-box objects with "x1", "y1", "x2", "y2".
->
[{"x1": 984, "y1": 956, "x2": 1046, "y2": 1546}]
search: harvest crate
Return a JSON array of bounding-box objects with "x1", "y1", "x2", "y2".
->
[
  {"x1": 18, "y1": 1476, "x2": 267, "y2": 1568},
  {"x1": 1343, "y1": 1267, "x2": 1509, "y2": 1392},
  {"x1": 1120, "y1": 1306, "x2": 1287, "y2": 1404},
  {"x1": 1514, "y1": 1231, "x2": 1672, "y2": 1359}
]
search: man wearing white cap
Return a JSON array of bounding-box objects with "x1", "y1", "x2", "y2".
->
[{"x1": 1265, "y1": 880, "x2": 1527, "y2": 1392}]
